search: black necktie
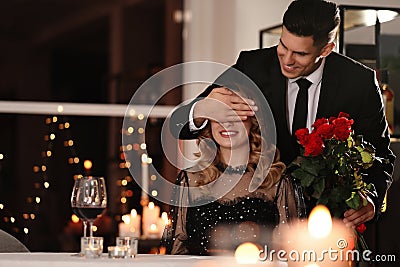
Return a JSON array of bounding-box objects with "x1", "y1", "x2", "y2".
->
[{"x1": 292, "y1": 78, "x2": 312, "y2": 134}]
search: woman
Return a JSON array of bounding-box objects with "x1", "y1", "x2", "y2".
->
[{"x1": 164, "y1": 90, "x2": 303, "y2": 255}]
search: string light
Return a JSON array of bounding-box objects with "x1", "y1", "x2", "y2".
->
[
  {"x1": 6, "y1": 115, "x2": 85, "y2": 238},
  {"x1": 1, "y1": 111, "x2": 156, "y2": 242}
]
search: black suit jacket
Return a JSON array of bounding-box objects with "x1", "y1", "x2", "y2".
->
[{"x1": 170, "y1": 46, "x2": 395, "y2": 214}]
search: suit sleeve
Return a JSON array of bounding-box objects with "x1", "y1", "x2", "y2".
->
[
  {"x1": 168, "y1": 84, "x2": 217, "y2": 139},
  {"x1": 357, "y1": 70, "x2": 395, "y2": 217}
]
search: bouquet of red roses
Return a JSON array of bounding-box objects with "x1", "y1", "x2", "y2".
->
[
  {"x1": 289, "y1": 112, "x2": 377, "y2": 217},
  {"x1": 289, "y1": 112, "x2": 377, "y2": 252}
]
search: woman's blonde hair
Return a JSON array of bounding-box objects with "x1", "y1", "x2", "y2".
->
[{"x1": 193, "y1": 115, "x2": 285, "y2": 189}]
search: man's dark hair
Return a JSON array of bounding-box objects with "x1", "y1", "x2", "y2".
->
[{"x1": 283, "y1": 0, "x2": 340, "y2": 47}]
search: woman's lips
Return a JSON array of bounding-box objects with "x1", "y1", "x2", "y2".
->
[{"x1": 220, "y1": 130, "x2": 238, "y2": 138}]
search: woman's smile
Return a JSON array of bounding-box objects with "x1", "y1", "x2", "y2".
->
[{"x1": 219, "y1": 130, "x2": 239, "y2": 138}]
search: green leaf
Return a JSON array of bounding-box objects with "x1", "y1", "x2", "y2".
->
[
  {"x1": 300, "y1": 158, "x2": 322, "y2": 176},
  {"x1": 346, "y1": 192, "x2": 360, "y2": 210},
  {"x1": 292, "y1": 169, "x2": 316, "y2": 187},
  {"x1": 360, "y1": 151, "x2": 373, "y2": 164},
  {"x1": 312, "y1": 178, "x2": 325, "y2": 198}
]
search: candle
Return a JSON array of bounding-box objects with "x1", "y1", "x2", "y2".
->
[
  {"x1": 108, "y1": 246, "x2": 129, "y2": 259},
  {"x1": 130, "y1": 209, "x2": 141, "y2": 235},
  {"x1": 142, "y1": 202, "x2": 160, "y2": 238},
  {"x1": 234, "y1": 242, "x2": 260, "y2": 264},
  {"x1": 148, "y1": 223, "x2": 159, "y2": 239},
  {"x1": 118, "y1": 211, "x2": 141, "y2": 238},
  {"x1": 141, "y1": 154, "x2": 149, "y2": 200},
  {"x1": 157, "y1": 212, "x2": 170, "y2": 239},
  {"x1": 281, "y1": 205, "x2": 352, "y2": 267}
]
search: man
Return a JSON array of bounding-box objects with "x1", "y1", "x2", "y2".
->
[{"x1": 169, "y1": 0, "x2": 394, "y2": 227}]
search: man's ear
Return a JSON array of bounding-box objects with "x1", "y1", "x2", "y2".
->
[{"x1": 320, "y1": 42, "x2": 335, "y2": 58}]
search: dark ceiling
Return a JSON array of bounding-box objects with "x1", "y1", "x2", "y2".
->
[{"x1": 0, "y1": 0, "x2": 164, "y2": 46}]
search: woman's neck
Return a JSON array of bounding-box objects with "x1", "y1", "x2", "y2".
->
[{"x1": 220, "y1": 147, "x2": 249, "y2": 167}]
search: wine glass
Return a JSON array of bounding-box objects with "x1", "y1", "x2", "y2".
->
[{"x1": 71, "y1": 176, "x2": 107, "y2": 238}]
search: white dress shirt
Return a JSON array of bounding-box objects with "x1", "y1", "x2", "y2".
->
[{"x1": 288, "y1": 58, "x2": 325, "y2": 134}]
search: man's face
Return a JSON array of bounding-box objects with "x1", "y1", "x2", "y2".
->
[{"x1": 277, "y1": 26, "x2": 328, "y2": 79}]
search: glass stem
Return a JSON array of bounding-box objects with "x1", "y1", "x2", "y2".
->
[
  {"x1": 83, "y1": 221, "x2": 87, "y2": 237},
  {"x1": 89, "y1": 221, "x2": 94, "y2": 237}
]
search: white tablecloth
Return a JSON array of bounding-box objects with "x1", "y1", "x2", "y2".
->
[{"x1": 0, "y1": 253, "x2": 281, "y2": 267}]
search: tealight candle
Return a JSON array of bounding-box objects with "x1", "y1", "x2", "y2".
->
[
  {"x1": 235, "y1": 242, "x2": 260, "y2": 264},
  {"x1": 281, "y1": 205, "x2": 352, "y2": 267},
  {"x1": 108, "y1": 246, "x2": 129, "y2": 259},
  {"x1": 116, "y1": 236, "x2": 138, "y2": 258}
]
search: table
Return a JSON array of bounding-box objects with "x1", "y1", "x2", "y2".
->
[{"x1": 0, "y1": 253, "x2": 282, "y2": 267}]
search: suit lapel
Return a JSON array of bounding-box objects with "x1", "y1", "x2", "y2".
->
[
  {"x1": 317, "y1": 55, "x2": 339, "y2": 118},
  {"x1": 269, "y1": 52, "x2": 288, "y2": 132}
]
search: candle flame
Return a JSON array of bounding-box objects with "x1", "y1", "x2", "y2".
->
[
  {"x1": 71, "y1": 214, "x2": 80, "y2": 223},
  {"x1": 234, "y1": 242, "x2": 260, "y2": 264},
  {"x1": 122, "y1": 214, "x2": 131, "y2": 224},
  {"x1": 308, "y1": 205, "x2": 332, "y2": 239},
  {"x1": 149, "y1": 202, "x2": 155, "y2": 209},
  {"x1": 150, "y1": 224, "x2": 157, "y2": 231},
  {"x1": 141, "y1": 153, "x2": 148, "y2": 164},
  {"x1": 130, "y1": 209, "x2": 137, "y2": 217}
]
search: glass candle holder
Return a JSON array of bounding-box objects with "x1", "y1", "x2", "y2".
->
[
  {"x1": 116, "y1": 236, "x2": 138, "y2": 258},
  {"x1": 108, "y1": 246, "x2": 129, "y2": 259},
  {"x1": 80, "y1": 237, "x2": 103, "y2": 258}
]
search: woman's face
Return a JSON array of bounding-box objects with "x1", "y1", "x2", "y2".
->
[{"x1": 210, "y1": 118, "x2": 252, "y2": 150}]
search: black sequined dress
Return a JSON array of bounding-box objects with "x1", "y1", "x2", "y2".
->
[{"x1": 163, "y1": 169, "x2": 305, "y2": 255}]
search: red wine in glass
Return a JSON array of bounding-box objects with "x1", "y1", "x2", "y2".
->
[
  {"x1": 72, "y1": 207, "x2": 105, "y2": 220},
  {"x1": 71, "y1": 176, "x2": 107, "y2": 238}
]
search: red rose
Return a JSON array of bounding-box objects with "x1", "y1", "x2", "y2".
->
[
  {"x1": 316, "y1": 123, "x2": 334, "y2": 139},
  {"x1": 332, "y1": 117, "x2": 354, "y2": 141},
  {"x1": 356, "y1": 223, "x2": 367, "y2": 234},
  {"x1": 312, "y1": 117, "x2": 329, "y2": 131},
  {"x1": 295, "y1": 128, "x2": 310, "y2": 146},
  {"x1": 338, "y1": 112, "x2": 350, "y2": 118},
  {"x1": 304, "y1": 132, "x2": 324, "y2": 156}
]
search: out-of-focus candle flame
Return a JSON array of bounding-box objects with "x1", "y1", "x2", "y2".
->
[
  {"x1": 83, "y1": 160, "x2": 92, "y2": 170},
  {"x1": 71, "y1": 214, "x2": 80, "y2": 223},
  {"x1": 149, "y1": 202, "x2": 155, "y2": 209},
  {"x1": 308, "y1": 205, "x2": 332, "y2": 239},
  {"x1": 122, "y1": 214, "x2": 131, "y2": 224},
  {"x1": 234, "y1": 242, "x2": 260, "y2": 264},
  {"x1": 131, "y1": 209, "x2": 137, "y2": 218}
]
